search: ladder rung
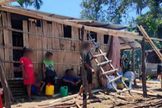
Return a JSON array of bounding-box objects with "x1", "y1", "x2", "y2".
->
[
  {"x1": 102, "y1": 69, "x2": 118, "y2": 75},
  {"x1": 93, "y1": 53, "x2": 106, "y2": 57},
  {"x1": 87, "y1": 39, "x2": 95, "y2": 42},
  {"x1": 109, "y1": 76, "x2": 122, "y2": 83},
  {"x1": 97, "y1": 60, "x2": 111, "y2": 66},
  {"x1": 90, "y1": 46, "x2": 99, "y2": 50}
]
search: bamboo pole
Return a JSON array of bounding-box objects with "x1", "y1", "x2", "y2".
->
[
  {"x1": 0, "y1": 58, "x2": 11, "y2": 108},
  {"x1": 141, "y1": 37, "x2": 147, "y2": 97},
  {"x1": 80, "y1": 26, "x2": 88, "y2": 108}
]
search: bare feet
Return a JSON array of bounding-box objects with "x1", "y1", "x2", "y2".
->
[
  {"x1": 28, "y1": 97, "x2": 32, "y2": 102},
  {"x1": 77, "y1": 95, "x2": 83, "y2": 100},
  {"x1": 88, "y1": 94, "x2": 97, "y2": 99}
]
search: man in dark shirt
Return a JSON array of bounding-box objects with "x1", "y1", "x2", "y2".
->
[
  {"x1": 78, "y1": 41, "x2": 95, "y2": 99},
  {"x1": 62, "y1": 68, "x2": 81, "y2": 94}
]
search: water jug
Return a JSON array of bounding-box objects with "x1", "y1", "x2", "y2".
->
[
  {"x1": 45, "y1": 83, "x2": 54, "y2": 96},
  {"x1": 60, "y1": 86, "x2": 68, "y2": 97}
]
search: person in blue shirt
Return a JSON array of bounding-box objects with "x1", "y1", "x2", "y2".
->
[{"x1": 62, "y1": 68, "x2": 81, "y2": 94}]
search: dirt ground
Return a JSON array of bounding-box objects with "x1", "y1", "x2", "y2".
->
[{"x1": 11, "y1": 81, "x2": 162, "y2": 108}]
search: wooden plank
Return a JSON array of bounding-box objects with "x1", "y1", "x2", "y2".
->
[
  {"x1": 0, "y1": 17, "x2": 3, "y2": 46},
  {"x1": 47, "y1": 23, "x2": 52, "y2": 49},
  {"x1": 138, "y1": 25, "x2": 162, "y2": 60},
  {"x1": 2, "y1": 12, "x2": 13, "y2": 79},
  {"x1": 6, "y1": 12, "x2": 13, "y2": 79},
  {"x1": 97, "y1": 33, "x2": 103, "y2": 44},
  {"x1": 109, "y1": 93, "x2": 127, "y2": 101},
  {"x1": 131, "y1": 90, "x2": 162, "y2": 97},
  {"x1": 23, "y1": 20, "x2": 29, "y2": 47},
  {"x1": 0, "y1": 17, "x2": 4, "y2": 62},
  {"x1": 52, "y1": 22, "x2": 60, "y2": 49},
  {"x1": 48, "y1": 89, "x2": 102, "y2": 104},
  {"x1": 0, "y1": 0, "x2": 16, "y2": 5},
  {"x1": 0, "y1": 6, "x2": 142, "y2": 40},
  {"x1": 42, "y1": 21, "x2": 48, "y2": 55},
  {"x1": 72, "y1": 27, "x2": 78, "y2": 39},
  {"x1": 37, "y1": 22, "x2": 43, "y2": 75},
  {"x1": 29, "y1": 21, "x2": 38, "y2": 72}
]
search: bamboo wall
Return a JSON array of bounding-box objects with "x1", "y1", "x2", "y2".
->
[{"x1": 0, "y1": 12, "x2": 110, "y2": 87}]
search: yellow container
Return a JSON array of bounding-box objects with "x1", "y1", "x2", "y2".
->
[
  {"x1": 117, "y1": 83, "x2": 124, "y2": 89},
  {"x1": 45, "y1": 84, "x2": 54, "y2": 96}
]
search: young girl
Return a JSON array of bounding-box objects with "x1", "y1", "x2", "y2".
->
[
  {"x1": 43, "y1": 52, "x2": 57, "y2": 85},
  {"x1": 20, "y1": 47, "x2": 35, "y2": 101}
]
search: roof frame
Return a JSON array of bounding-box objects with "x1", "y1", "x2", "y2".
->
[{"x1": 0, "y1": 5, "x2": 143, "y2": 40}]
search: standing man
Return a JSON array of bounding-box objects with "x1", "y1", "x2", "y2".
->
[{"x1": 78, "y1": 41, "x2": 96, "y2": 99}]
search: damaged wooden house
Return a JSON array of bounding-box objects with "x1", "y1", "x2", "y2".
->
[{"x1": 0, "y1": 5, "x2": 141, "y2": 96}]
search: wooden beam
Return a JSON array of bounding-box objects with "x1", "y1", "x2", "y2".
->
[
  {"x1": 65, "y1": 19, "x2": 94, "y2": 24},
  {"x1": 0, "y1": 5, "x2": 143, "y2": 40},
  {"x1": 120, "y1": 38, "x2": 134, "y2": 48},
  {"x1": 0, "y1": 0, "x2": 16, "y2": 5},
  {"x1": 141, "y1": 37, "x2": 147, "y2": 97},
  {"x1": 132, "y1": 48, "x2": 137, "y2": 86},
  {"x1": 0, "y1": 58, "x2": 11, "y2": 108},
  {"x1": 131, "y1": 90, "x2": 162, "y2": 97},
  {"x1": 47, "y1": 89, "x2": 102, "y2": 104},
  {"x1": 150, "y1": 37, "x2": 162, "y2": 42},
  {"x1": 138, "y1": 25, "x2": 162, "y2": 61},
  {"x1": 65, "y1": 19, "x2": 94, "y2": 23},
  {"x1": 80, "y1": 26, "x2": 88, "y2": 108}
]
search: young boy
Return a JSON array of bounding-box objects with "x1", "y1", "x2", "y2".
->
[
  {"x1": 31, "y1": 73, "x2": 45, "y2": 95},
  {"x1": 20, "y1": 47, "x2": 35, "y2": 101},
  {"x1": 78, "y1": 41, "x2": 95, "y2": 99},
  {"x1": 62, "y1": 68, "x2": 81, "y2": 94},
  {"x1": 43, "y1": 52, "x2": 57, "y2": 85}
]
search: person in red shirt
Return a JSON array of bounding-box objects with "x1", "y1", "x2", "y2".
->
[{"x1": 20, "y1": 47, "x2": 35, "y2": 101}]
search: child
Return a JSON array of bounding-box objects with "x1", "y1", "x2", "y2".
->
[
  {"x1": 31, "y1": 73, "x2": 45, "y2": 95},
  {"x1": 20, "y1": 47, "x2": 35, "y2": 101},
  {"x1": 62, "y1": 68, "x2": 81, "y2": 94},
  {"x1": 43, "y1": 52, "x2": 57, "y2": 85},
  {"x1": 78, "y1": 41, "x2": 96, "y2": 99}
]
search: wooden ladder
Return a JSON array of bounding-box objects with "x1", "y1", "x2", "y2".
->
[{"x1": 88, "y1": 35, "x2": 131, "y2": 94}]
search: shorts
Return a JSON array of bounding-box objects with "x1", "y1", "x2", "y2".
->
[{"x1": 87, "y1": 74, "x2": 92, "y2": 84}]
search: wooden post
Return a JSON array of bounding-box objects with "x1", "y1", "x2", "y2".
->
[
  {"x1": 161, "y1": 74, "x2": 162, "y2": 89},
  {"x1": 0, "y1": 58, "x2": 11, "y2": 108},
  {"x1": 80, "y1": 26, "x2": 88, "y2": 108},
  {"x1": 141, "y1": 38, "x2": 147, "y2": 97},
  {"x1": 132, "y1": 48, "x2": 137, "y2": 86}
]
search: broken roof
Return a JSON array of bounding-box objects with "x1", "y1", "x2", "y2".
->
[{"x1": 0, "y1": 5, "x2": 141, "y2": 49}]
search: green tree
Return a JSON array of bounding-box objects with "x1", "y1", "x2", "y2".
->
[
  {"x1": 81, "y1": 0, "x2": 162, "y2": 23},
  {"x1": 80, "y1": 0, "x2": 107, "y2": 22},
  {"x1": 17, "y1": 0, "x2": 43, "y2": 10}
]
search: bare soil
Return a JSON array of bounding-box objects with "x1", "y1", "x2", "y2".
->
[{"x1": 11, "y1": 82, "x2": 162, "y2": 108}]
